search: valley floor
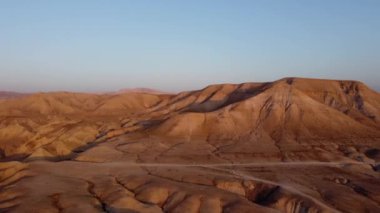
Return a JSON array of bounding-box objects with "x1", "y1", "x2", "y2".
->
[{"x1": 1, "y1": 136, "x2": 380, "y2": 213}]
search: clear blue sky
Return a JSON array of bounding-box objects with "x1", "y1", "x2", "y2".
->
[{"x1": 0, "y1": 0, "x2": 379, "y2": 92}]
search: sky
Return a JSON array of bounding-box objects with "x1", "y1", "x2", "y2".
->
[{"x1": 0, "y1": 0, "x2": 379, "y2": 92}]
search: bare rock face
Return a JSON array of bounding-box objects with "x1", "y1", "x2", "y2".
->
[
  {"x1": 1, "y1": 78, "x2": 380, "y2": 213},
  {"x1": 214, "y1": 179, "x2": 246, "y2": 196},
  {"x1": 135, "y1": 184, "x2": 169, "y2": 205}
]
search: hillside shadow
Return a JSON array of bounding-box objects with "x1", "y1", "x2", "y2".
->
[{"x1": 184, "y1": 82, "x2": 272, "y2": 113}]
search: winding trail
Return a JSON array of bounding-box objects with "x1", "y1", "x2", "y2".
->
[
  {"x1": 72, "y1": 160, "x2": 372, "y2": 168},
  {"x1": 200, "y1": 165, "x2": 342, "y2": 213}
]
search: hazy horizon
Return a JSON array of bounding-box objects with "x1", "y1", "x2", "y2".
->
[
  {"x1": 1, "y1": 77, "x2": 380, "y2": 94},
  {"x1": 1, "y1": 0, "x2": 379, "y2": 92}
]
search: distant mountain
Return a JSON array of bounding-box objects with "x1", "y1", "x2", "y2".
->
[
  {"x1": 117, "y1": 87, "x2": 169, "y2": 94},
  {"x1": 0, "y1": 91, "x2": 28, "y2": 99}
]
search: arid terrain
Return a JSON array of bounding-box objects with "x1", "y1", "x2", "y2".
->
[{"x1": 0, "y1": 78, "x2": 379, "y2": 213}]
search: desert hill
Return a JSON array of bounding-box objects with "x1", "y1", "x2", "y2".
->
[
  {"x1": 0, "y1": 91, "x2": 166, "y2": 116},
  {"x1": 1, "y1": 78, "x2": 380, "y2": 162},
  {"x1": 146, "y1": 78, "x2": 380, "y2": 138},
  {"x1": 0, "y1": 78, "x2": 380, "y2": 213},
  {"x1": 105, "y1": 78, "x2": 379, "y2": 163},
  {"x1": 0, "y1": 91, "x2": 167, "y2": 159}
]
